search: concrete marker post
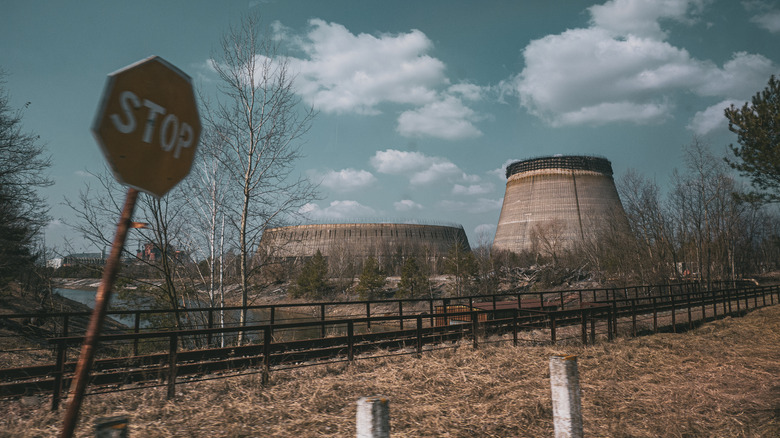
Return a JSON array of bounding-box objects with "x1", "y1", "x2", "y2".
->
[
  {"x1": 357, "y1": 396, "x2": 390, "y2": 438},
  {"x1": 550, "y1": 355, "x2": 584, "y2": 438}
]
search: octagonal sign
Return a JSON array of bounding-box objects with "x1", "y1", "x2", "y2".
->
[{"x1": 93, "y1": 56, "x2": 201, "y2": 198}]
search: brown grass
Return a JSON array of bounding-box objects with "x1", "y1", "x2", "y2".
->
[{"x1": 2, "y1": 305, "x2": 779, "y2": 437}]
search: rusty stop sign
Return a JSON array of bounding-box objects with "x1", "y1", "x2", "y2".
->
[
  {"x1": 92, "y1": 56, "x2": 201, "y2": 197},
  {"x1": 61, "y1": 57, "x2": 201, "y2": 438}
]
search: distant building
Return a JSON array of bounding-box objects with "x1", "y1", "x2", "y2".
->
[
  {"x1": 61, "y1": 251, "x2": 106, "y2": 267},
  {"x1": 136, "y1": 242, "x2": 186, "y2": 262}
]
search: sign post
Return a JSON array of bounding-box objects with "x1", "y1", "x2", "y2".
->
[{"x1": 60, "y1": 56, "x2": 200, "y2": 438}]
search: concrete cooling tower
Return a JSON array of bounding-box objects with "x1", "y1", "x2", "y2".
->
[
  {"x1": 492, "y1": 155, "x2": 628, "y2": 254},
  {"x1": 258, "y1": 222, "x2": 470, "y2": 261}
]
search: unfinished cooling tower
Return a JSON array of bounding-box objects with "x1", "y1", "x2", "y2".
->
[
  {"x1": 492, "y1": 155, "x2": 628, "y2": 254},
  {"x1": 258, "y1": 222, "x2": 470, "y2": 261}
]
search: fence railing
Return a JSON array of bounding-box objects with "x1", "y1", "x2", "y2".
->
[{"x1": 0, "y1": 282, "x2": 777, "y2": 411}]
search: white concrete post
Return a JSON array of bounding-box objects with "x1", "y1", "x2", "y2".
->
[
  {"x1": 356, "y1": 396, "x2": 390, "y2": 438},
  {"x1": 549, "y1": 355, "x2": 583, "y2": 438}
]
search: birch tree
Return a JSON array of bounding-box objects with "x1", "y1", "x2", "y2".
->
[{"x1": 205, "y1": 15, "x2": 317, "y2": 343}]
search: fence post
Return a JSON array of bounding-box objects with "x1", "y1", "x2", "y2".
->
[
  {"x1": 712, "y1": 290, "x2": 718, "y2": 318},
  {"x1": 550, "y1": 313, "x2": 557, "y2": 345},
  {"x1": 607, "y1": 306, "x2": 613, "y2": 341},
  {"x1": 356, "y1": 396, "x2": 390, "y2": 438},
  {"x1": 512, "y1": 308, "x2": 518, "y2": 347},
  {"x1": 416, "y1": 315, "x2": 423, "y2": 358},
  {"x1": 581, "y1": 310, "x2": 588, "y2": 345},
  {"x1": 262, "y1": 326, "x2": 271, "y2": 386},
  {"x1": 736, "y1": 287, "x2": 741, "y2": 314},
  {"x1": 687, "y1": 291, "x2": 693, "y2": 330},
  {"x1": 652, "y1": 297, "x2": 658, "y2": 333},
  {"x1": 366, "y1": 302, "x2": 371, "y2": 331},
  {"x1": 320, "y1": 304, "x2": 327, "y2": 338},
  {"x1": 167, "y1": 333, "x2": 177, "y2": 400},
  {"x1": 429, "y1": 299, "x2": 434, "y2": 327},
  {"x1": 727, "y1": 288, "x2": 732, "y2": 314},
  {"x1": 62, "y1": 315, "x2": 69, "y2": 338},
  {"x1": 207, "y1": 309, "x2": 213, "y2": 347},
  {"x1": 398, "y1": 301, "x2": 404, "y2": 331},
  {"x1": 549, "y1": 355, "x2": 584, "y2": 438},
  {"x1": 51, "y1": 340, "x2": 67, "y2": 411},
  {"x1": 631, "y1": 299, "x2": 637, "y2": 337},
  {"x1": 701, "y1": 289, "x2": 707, "y2": 321},
  {"x1": 671, "y1": 293, "x2": 676, "y2": 333},
  {"x1": 133, "y1": 312, "x2": 140, "y2": 356},
  {"x1": 471, "y1": 311, "x2": 479, "y2": 349},
  {"x1": 348, "y1": 320, "x2": 354, "y2": 362}
]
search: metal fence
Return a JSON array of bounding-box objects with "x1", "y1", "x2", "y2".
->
[{"x1": 1, "y1": 282, "x2": 777, "y2": 411}]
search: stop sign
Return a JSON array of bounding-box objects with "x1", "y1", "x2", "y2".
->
[{"x1": 92, "y1": 56, "x2": 201, "y2": 198}]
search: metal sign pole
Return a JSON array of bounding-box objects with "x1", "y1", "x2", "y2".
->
[{"x1": 60, "y1": 188, "x2": 139, "y2": 438}]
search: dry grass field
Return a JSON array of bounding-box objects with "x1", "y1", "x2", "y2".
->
[{"x1": 2, "y1": 304, "x2": 779, "y2": 437}]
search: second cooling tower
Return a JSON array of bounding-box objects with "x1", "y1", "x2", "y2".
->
[{"x1": 493, "y1": 155, "x2": 628, "y2": 254}]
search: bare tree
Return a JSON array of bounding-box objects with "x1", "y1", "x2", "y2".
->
[
  {"x1": 0, "y1": 72, "x2": 52, "y2": 288},
  {"x1": 182, "y1": 128, "x2": 234, "y2": 345},
  {"x1": 530, "y1": 219, "x2": 567, "y2": 265},
  {"x1": 66, "y1": 169, "x2": 189, "y2": 329},
  {"x1": 205, "y1": 14, "x2": 317, "y2": 342}
]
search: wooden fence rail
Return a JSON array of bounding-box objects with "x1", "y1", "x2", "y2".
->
[{"x1": 0, "y1": 283, "x2": 777, "y2": 410}]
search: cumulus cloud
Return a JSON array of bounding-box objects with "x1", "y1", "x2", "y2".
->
[
  {"x1": 317, "y1": 168, "x2": 377, "y2": 192},
  {"x1": 275, "y1": 19, "x2": 484, "y2": 139},
  {"x1": 394, "y1": 199, "x2": 423, "y2": 211},
  {"x1": 370, "y1": 149, "x2": 433, "y2": 174},
  {"x1": 371, "y1": 149, "x2": 481, "y2": 186},
  {"x1": 452, "y1": 182, "x2": 495, "y2": 196},
  {"x1": 299, "y1": 200, "x2": 377, "y2": 220},
  {"x1": 448, "y1": 83, "x2": 485, "y2": 101},
  {"x1": 510, "y1": 0, "x2": 776, "y2": 127},
  {"x1": 687, "y1": 99, "x2": 743, "y2": 135},
  {"x1": 397, "y1": 95, "x2": 482, "y2": 139},
  {"x1": 745, "y1": 1, "x2": 780, "y2": 33},
  {"x1": 282, "y1": 19, "x2": 443, "y2": 114},
  {"x1": 490, "y1": 158, "x2": 520, "y2": 180},
  {"x1": 588, "y1": 0, "x2": 707, "y2": 39}
]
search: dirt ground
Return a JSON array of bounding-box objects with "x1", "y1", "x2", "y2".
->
[{"x1": 1, "y1": 302, "x2": 778, "y2": 437}]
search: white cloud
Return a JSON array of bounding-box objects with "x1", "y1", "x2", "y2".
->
[
  {"x1": 370, "y1": 149, "x2": 433, "y2": 174},
  {"x1": 490, "y1": 159, "x2": 520, "y2": 180},
  {"x1": 394, "y1": 199, "x2": 423, "y2": 211},
  {"x1": 448, "y1": 83, "x2": 485, "y2": 101},
  {"x1": 438, "y1": 198, "x2": 503, "y2": 214},
  {"x1": 317, "y1": 168, "x2": 377, "y2": 192},
  {"x1": 282, "y1": 19, "x2": 444, "y2": 115},
  {"x1": 277, "y1": 19, "x2": 484, "y2": 139},
  {"x1": 751, "y1": 10, "x2": 780, "y2": 32},
  {"x1": 694, "y1": 52, "x2": 776, "y2": 97},
  {"x1": 299, "y1": 200, "x2": 377, "y2": 220},
  {"x1": 371, "y1": 149, "x2": 481, "y2": 187},
  {"x1": 397, "y1": 95, "x2": 483, "y2": 139},
  {"x1": 687, "y1": 99, "x2": 742, "y2": 135},
  {"x1": 745, "y1": 1, "x2": 780, "y2": 33},
  {"x1": 589, "y1": 0, "x2": 707, "y2": 39},
  {"x1": 452, "y1": 182, "x2": 495, "y2": 196},
  {"x1": 409, "y1": 161, "x2": 462, "y2": 185},
  {"x1": 510, "y1": 0, "x2": 776, "y2": 127}
]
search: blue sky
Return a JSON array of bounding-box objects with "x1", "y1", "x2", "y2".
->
[{"x1": 2, "y1": 0, "x2": 779, "y2": 253}]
